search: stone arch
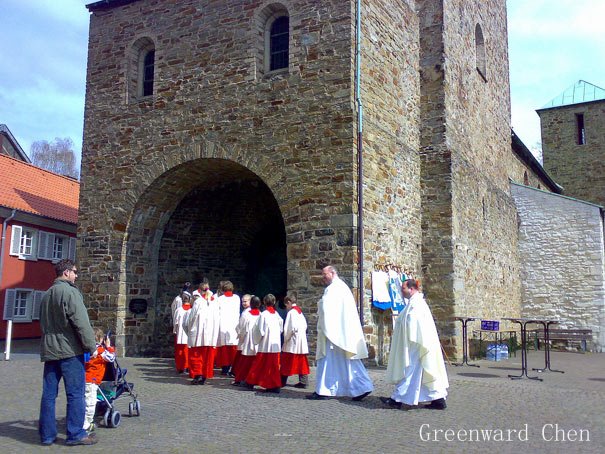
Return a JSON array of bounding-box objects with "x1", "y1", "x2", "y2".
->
[{"x1": 116, "y1": 145, "x2": 287, "y2": 355}]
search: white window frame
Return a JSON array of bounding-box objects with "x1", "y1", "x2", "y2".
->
[
  {"x1": 9, "y1": 225, "x2": 38, "y2": 261},
  {"x1": 3, "y1": 288, "x2": 44, "y2": 322},
  {"x1": 37, "y1": 232, "x2": 75, "y2": 262}
]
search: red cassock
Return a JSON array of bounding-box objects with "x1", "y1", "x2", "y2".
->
[
  {"x1": 174, "y1": 344, "x2": 189, "y2": 372},
  {"x1": 200, "y1": 346, "x2": 217, "y2": 378},
  {"x1": 280, "y1": 352, "x2": 310, "y2": 376},
  {"x1": 245, "y1": 307, "x2": 283, "y2": 389},
  {"x1": 235, "y1": 354, "x2": 256, "y2": 383},
  {"x1": 188, "y1": 347, "x2": 204, "y2": 377},
  {"x1": 246, "y1": 352, "x2": 282, "y2": 389},
  {"x1": 215, "y1": 345, "x2": 237, "y2": 367}
]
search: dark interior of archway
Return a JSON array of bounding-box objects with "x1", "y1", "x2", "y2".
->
[{"x1": 157, "y1": 177, "x2": 287, "y2": 320}]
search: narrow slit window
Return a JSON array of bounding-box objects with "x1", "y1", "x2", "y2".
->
[
  {"x1": 142, "y1": 50, "x2": 155, "y2": 97},
  {"x1": 576, "y1": 113, "x2": 585, "y2": 145},
  {"x1": 269, "y1": 16, "x2": 289, "y2": 71}
]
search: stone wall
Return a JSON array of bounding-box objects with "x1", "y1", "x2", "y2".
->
[
  {"x1": 80, "y1": 0, "x2": 359, "y2": 355},
  {"x1": 511, "y1": 183, "x2": 605, "y2": 352},
  {"x1": 357, "y1": 0, "x2": 422, "y2": 363},
  {"x1": 417, "y1": 0, "x2": 522, "y2": 355},
  {"x1": 540, "y1": 100, "x2": 605, "y2": 206}
]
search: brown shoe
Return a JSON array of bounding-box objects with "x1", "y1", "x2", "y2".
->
[{"x1": 66, "y1": 435, "x2": 98, "y2": 446}]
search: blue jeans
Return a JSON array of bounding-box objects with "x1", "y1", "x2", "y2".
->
[{"x1": 39, "y1": 355, "x2": 88, "y2": 444}]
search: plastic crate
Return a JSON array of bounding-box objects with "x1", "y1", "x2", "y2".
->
[{"x1": 486, "y1": 343, "x2": 509, "y2": 361}]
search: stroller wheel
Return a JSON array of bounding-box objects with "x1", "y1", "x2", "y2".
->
[
  {"x1": 108, "y1": 410, "x2": 121, "y2": 428},
  {"x1": 134, "y1": 400, "x2": 141, "y2": 416},
  {"x1": 103, "y1": 409, "x2": 110, "y2": 427},
  {"x1": 128, "y1": 402, "x2": 134, "y2": 417}
]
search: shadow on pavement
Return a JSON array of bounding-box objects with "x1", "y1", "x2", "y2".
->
[
  {"x1": 0, "y1": 418, "x2": 58, "y2": 446},
  {"x1": 456, "y1": 372, "x2": 501, "y2": 378}
]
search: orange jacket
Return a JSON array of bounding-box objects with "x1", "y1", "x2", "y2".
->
[{"x1": 85, "y1": 345, "x2": 115, "y2": 384}]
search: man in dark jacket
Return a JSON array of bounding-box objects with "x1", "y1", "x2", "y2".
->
[{"x1": 39, "y1": 259, "x2": 98, "y2": 446}]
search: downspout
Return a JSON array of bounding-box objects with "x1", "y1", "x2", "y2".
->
[{"x1": 355, "y1": 0, "x2": 364, "y2": 324}]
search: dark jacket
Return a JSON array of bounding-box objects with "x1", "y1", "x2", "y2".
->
[{"x1": 39, "y1": 278, "x2": 96, "y2": 362}]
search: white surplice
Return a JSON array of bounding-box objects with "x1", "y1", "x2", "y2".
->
[
  {"x1": 386, "y1": 292, "x2": 449, "y2": 405},
  {"x1": 315, "y1": 276, "x2": 373, "y2": 397}
]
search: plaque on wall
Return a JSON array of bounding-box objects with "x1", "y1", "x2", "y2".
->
[{"x1": 129, "y1": 298, "x2": 148, "y2": 315}]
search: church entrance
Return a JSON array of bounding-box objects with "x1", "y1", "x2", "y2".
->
[{"x1": 124, "y1": 158, "x2": 286, "y2": 355}]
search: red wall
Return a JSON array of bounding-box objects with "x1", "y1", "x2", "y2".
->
[{"x1": 1, "y1": 221, "x2": 75, "y2": 340}]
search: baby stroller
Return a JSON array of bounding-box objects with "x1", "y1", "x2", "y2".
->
[{"x1": 95, "y1": 344, "x2": 141, "y2": 428}]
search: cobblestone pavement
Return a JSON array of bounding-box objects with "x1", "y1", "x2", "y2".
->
[{"x1": 1, "y1": 340, "x2": 604, "y2": 453}]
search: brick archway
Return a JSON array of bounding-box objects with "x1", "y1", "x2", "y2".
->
[{"x1": 120, "y1": 157, "x2": 286, "y2": 356}]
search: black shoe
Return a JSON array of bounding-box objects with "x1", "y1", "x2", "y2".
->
[
  {"x1": 305, "y1": 392, "x2": 328, "y2": 400},
  {"x1": 352, "y1": 391, "x2": 371, "y2": 401},
  {"x1": 231, "y1": 381, "x2": 241, "y2": 387},
  {"x1": 184, "y1": 368, "x2": 189, "y2": 374},
  {"x1": 264, "y1": 387, "x2": 281, "y2": 393},
  {"x1": 191, "y1": 376, "x2": 202, "y2": 385},
  {"x1": 65, "y1": 435, "x2": 98, "y2": 446},
  {"x1": 380, "y1": 396, "x2": 403, "y2": 409},
  {"x1": 293, "y1": 382, "x2": 307, "y2": 389},
  {"x1": 425, "y1": 398, "x2": 447, "y2": 410},
  {"x1": 242, "y1": 383, "x2": 255, "y2": 390},
  {"x1": 41, "y1": 438, "x2": 56, "y2": 446},
  {"x1": 199, "y1": 376, "x2": 207, "y2": 385}
]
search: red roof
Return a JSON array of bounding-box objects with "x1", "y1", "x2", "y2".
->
[{"x1": 0, "y1": 154, "x2": 79, "y2": 224}]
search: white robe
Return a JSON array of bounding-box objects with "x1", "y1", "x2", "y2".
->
[
  {"x1": 217, "y1": 294, "x2": 241, "y2": 347},
  {"x1": 282, "y1": 306, "x2": 309, "y2": 354},
  {"x1": 316, "y1": 277, "x2": 368, "y2": 360},
  {"x1": 185, "y1": 297, "x2": 220, "y2": 348},
  {"x1": 171, "y1": 295, "x2": 182, "y2": 322},
  {"x1": 173, "y1": 306, "x2": 190, "y2": 345},
  {"x1": 386, "y1": 292, "x2": 449, "y2": 405},
  {"x1": 236, "y1": 308, "x2": 259, "y2": 356},
  {"x1": 252, "y1": 310, "x2": 283, "y2": 353},
  {"x1": 314, "y1": 277, "x2": 373, "y2": 397}
]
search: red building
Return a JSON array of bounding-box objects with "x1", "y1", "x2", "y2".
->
[{"x1": 1, "y1": 152, "x2": 79, "y2": 340}]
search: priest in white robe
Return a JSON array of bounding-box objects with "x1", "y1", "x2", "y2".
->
[
  {"x1": 382, "y1": 278, "x2": 448, "y2": 410},
  {"x1": 307, "y1": 266, "x2": 374, "y2": 401}
]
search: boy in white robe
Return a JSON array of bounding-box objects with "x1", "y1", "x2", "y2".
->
[
  {"x1": 280, "y1": 294, "x2": 310, "y2": 388},
  {"x1": 382, "y1": 279, "x2": 449, "y2": 410},
  {"x1": 232, "y1": 295, "x2": 261, "y2": 385},
  {"x1": 245, "y1": 294, "x2": 283, "y2": 392},
  {"x1": 215, "y1": 281, "x2": 241, "y2": 374}
]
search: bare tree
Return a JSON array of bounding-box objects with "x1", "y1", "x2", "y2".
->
[
  {"x1": 30, "y1": 138, "x2": 80, "y2": 180},
  {"x1": 530, "y1": 141, "x2": 543, "y2": 165}
]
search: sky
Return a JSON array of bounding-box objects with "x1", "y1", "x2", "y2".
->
[{"x1": 0, "y1": 0, "x2": 604, "y2": 165}]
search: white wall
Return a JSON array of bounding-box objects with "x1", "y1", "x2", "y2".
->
[{"x1": 511, "y1": 183, "x2": 605, "y2": 352}]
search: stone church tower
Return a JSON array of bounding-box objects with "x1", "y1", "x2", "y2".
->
[
  {"x1": 539, "y1": 80, "x2": 605, "y2": 206},
  {"x1": 80, "y1": 0, "x2": 524, "y2": 359}
]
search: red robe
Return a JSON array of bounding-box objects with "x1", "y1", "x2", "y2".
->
[{"x1": 245, "y1": 307, "x2": 282, "y2": 389}]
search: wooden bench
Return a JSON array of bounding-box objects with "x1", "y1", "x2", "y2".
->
[{"x1": 533, "y1": 328, "x2": 592, "y2": 352}]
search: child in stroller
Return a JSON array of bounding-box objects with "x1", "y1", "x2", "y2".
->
[{"x1": 95, "y1": 331, "x2": 141, "y2": 428}]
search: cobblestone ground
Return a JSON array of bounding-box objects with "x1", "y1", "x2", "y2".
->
[{"x1": 1, "y1": 341, "x2": 603, "y2": 453}]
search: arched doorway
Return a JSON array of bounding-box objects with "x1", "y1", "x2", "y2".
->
[{"x1": 123, "y1": 158, "x2": 286, "y2": 355}]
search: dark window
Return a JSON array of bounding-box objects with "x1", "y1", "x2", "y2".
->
[
  {"x1": 270, "y1": 16, "x2": 289, "y2": 71},
  {"x1": 523, "y1": 171, "x2": 529, "y2": 185},
  {"x1": 576, "y1": 113, "x2": 585, "y2": 145},
  {"x1": 475, "y1": 24, "x2": 486, "y2": 81},
  {"x1": 142, "y1": 50, "x2": 155, "y2": 97}
]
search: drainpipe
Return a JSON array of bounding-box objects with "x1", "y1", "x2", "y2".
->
[
  {"x1": 355, "y1": 0, "x2": 364, "y2": 324},
  {"x1": 1, "y1": 209, "x2": 17, "y2": 360}
]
